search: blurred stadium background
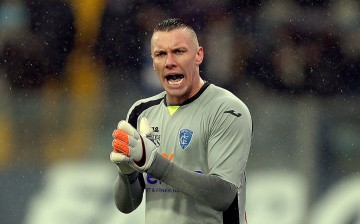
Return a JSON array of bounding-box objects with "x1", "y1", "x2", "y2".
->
[{"x1": 0, "y1": 0, "x2": 359, "y2": 224}]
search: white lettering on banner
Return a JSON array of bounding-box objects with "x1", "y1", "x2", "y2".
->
[
  {"x1": 246, "y1": 171, "x2": 360, "y2": 224},
  {"x1": 246, "y1": 170, "x2": 308, "y2": 224},
  {"x1": 20, "y1": 162, "x2": 360, "y2": 224},
  {"x1": 309, "y1": 174, "x2": 360, "y2": 224}
]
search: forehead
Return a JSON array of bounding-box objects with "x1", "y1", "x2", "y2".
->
[{"x1": 151, "y1": 28, "x2": 195, "y2": 51}]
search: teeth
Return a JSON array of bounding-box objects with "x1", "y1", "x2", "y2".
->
[
  {"x1": 166, "y1": 74, "x2": 184, "y2": 86},
  {"x1": 168, "y1": 77, "x2": 183, "y2": 85}
]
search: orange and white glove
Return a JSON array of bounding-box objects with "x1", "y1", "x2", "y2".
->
[
  {"x1": 109, "y1": 152, "x2": 135, "y2": 175},
  {"x1": 110, "y1": 117, "x2": 157, "y2": 173}
]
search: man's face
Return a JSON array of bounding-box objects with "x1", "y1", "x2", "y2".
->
[{"x1": 151, "y1": 28, "x2": 204, "y2": 105}]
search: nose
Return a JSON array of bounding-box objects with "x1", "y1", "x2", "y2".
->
[{"x1": 165, "y1": 53, "x2": 176, "y2": 69}]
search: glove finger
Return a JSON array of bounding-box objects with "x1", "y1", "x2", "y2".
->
[
  {"x1": 113, "y1": 129, "x2": 129, "y2": 141},
  {"x1": 112, "y1": 139, "x2": 130, "y2": 156},
  {"x1": 140, "y1": 117, "x2": 152, "y2": 136},
  {"x1": 110, "y1": 151, "x2": 130, "y2": 163},
  {"x1": 117, "y1": 120, "x2": 136, "y2": 136}
]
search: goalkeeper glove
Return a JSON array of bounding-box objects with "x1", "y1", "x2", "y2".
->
[
  {"x1": 111, "y1": 117, "x2": 157, "y2": 172},
  {"x1": 110, "y1": 121, "x2": 137, "y2": 175},
  {"x1": 110, "y1": 151, "x2": 136, "y2": 175}
]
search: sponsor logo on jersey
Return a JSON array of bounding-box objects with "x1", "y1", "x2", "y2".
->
[
  {"x1": 151, "y1": 134, "x2": 161, "y2": 147},
  {"x1": 146, "y1": 153, "x2": 204, "y2": 190},
  {"x1": 224, "y1": 109, "x2": 242, "y2": 117},
  {"x1": 179, "y1": 128, "x2": 194, "y2": 150},
  {"x1": 149, "y1": 126, "x2": 161, "y2": 147}
]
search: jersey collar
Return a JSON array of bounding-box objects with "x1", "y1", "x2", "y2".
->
[{"x1": 163, "y1": 81, "x2": 211, "y2": 107}]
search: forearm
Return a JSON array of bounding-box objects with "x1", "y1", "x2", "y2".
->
[
  {"x1": 113, "y1": 171, "x2": 144, "y2": 213},
  {"x1": 147, "y1": 153, "x2": 237, "y2": 211}
]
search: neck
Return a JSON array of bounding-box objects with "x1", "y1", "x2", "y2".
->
[{"x1": 166, "y1": 78, "x2": 205, "y2": 106}]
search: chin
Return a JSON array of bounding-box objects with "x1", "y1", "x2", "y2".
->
[
  {"x1": 166, "y1": 88, "x2": 187, "y2": 100},
  {"x1": 166, "y1": 88, "x2": 183, "y2": 96}
]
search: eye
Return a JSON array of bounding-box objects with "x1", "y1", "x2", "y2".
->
[
  {"x1": 154, "y1": 51, "x2": 166, "y2": 57},
  {"x1": 174, "y1": 49, "x2": 185, "y2": 54}
]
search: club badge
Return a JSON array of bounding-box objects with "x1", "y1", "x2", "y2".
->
[{"x1": 179, "y1": 128, "x2": 194, "y2": 150}]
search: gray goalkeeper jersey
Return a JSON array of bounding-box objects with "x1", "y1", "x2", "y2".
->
[{"x1": 126, "y1": 83, "x2": 252, "y2": 224}]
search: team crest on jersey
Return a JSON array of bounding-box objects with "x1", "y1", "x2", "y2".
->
[{"x1": 179, "y1": 128, "x2": 194, "y2": 150}]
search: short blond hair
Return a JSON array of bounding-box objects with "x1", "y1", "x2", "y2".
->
[{"x1": 152, "y1": 18, "x2": 199, "y2": 47}]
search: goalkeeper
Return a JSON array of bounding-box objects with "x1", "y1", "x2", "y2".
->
[{"x1": 110, "y1": 18, "x2": 252, "y2": 224}]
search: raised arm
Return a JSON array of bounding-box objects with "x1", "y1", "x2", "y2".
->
[
  {"x1": 147, "y1": 153, "x2": 238, "y2": 211},
  {"x1": 112, "y1": 171, "x2": 144, "y2": 213}
]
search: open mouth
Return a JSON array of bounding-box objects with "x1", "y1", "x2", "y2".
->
[{"x1": 165, "y1": 74, "x2": 184, "y2": 85}]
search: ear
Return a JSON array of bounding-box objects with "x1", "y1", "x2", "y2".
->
[{"x1": 196, "y1": 47, "x2": 204, "y2": 65}]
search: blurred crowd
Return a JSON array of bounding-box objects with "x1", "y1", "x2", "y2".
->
[
  {"x1": 0, "y1": 0, "x2": 359, "y2": 167},
  {"x1": 1, "y1": 0, "x2": 359, "y2": 95}
]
